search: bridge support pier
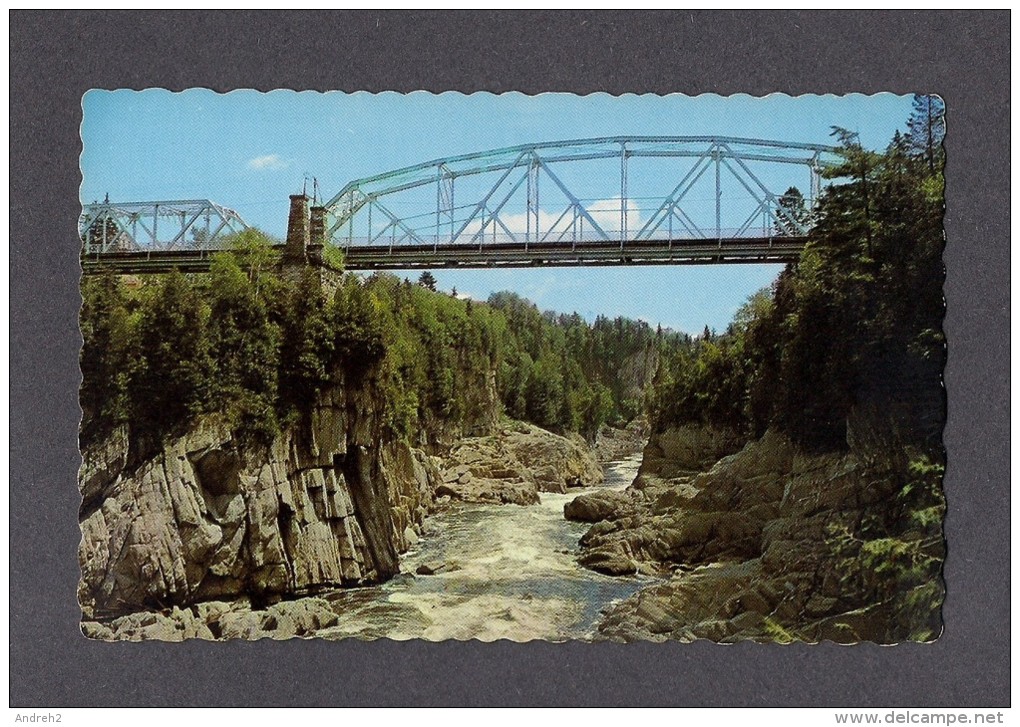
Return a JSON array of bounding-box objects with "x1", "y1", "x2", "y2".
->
[
  {"x1": 284, "y1": 194, "x2": 311, "y2": 264},
  {"x1": 281, "y1": 193, "x2": 340, "y2": 292}
]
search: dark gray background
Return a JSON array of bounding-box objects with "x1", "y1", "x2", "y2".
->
[{"x1": 10, "y1": 10, "x2": 1009, "y2": 707}]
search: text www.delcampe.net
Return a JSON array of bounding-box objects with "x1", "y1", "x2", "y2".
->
[{"x1": 836, "y1": 713, "x2": 1005, "y2": 725}]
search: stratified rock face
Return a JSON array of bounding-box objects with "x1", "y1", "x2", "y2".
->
[
  {"x1": 78, "y1": 379, "x2": 441, "y2": 621},
  {"x1": 437, "y1": 421, "x2": 604, "y2": 505},
  {"x1": 581, "y1": 427, "x2": 944, "y2": 644},
  {"x1": 633, "y1": 424, "x2": 745, "y2": 482}
]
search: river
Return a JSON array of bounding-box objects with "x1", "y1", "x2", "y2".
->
[{"x1": 318, "y1": 454, "x2": 652, "y2": 642}]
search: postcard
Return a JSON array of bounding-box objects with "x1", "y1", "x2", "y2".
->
[{"x1": 78, "y1": 91, "x2": 945, "y2": 643}]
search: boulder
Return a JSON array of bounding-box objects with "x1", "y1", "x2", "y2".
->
[
  {"x1": 578, "y1": 546, "x2": 638, "y2": 576},
  {"x1": 564, "y1": 490, "x2": 636, "y2": 522}
]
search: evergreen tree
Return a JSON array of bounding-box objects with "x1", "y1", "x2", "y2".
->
[
  {"x1": 418, "y1": 271, "x2": 438, "y2": 291},
  {"x1": 130, "y1": 270, "x2": 214, "y2": 441},
  {"x1": 80, "y1": 273, "x2": 136, "y2": 443},
  {"x1": 775, "y1": 186, "x2": 809, "y2": 235},
  {"x1": 906, "y1": 94, "x2": 946, "y2": 174}
]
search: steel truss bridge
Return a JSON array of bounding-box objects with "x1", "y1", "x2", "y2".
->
[{"x1": 80, "y1": 136, "x2": 841, "y2": 273}]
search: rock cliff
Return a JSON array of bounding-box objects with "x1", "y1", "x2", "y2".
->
[{"x1": 78, "y1": 376, "x2": 442, "y2": 620}]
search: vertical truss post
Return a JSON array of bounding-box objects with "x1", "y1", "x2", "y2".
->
[
  {"x1": 526, "y1": 154, "x2": 539, "y2": 251},
  {"x1": 571, "y1": 205, "x2": 578, "y2": 251},
  {"x1": 435, "y1": 165, "x2": 442, "y2": 252},
  {"x1": 810, "y1": 155, "x2": 822, "y2": 208},
  {"x1": 620, "y1": 141, "x2": 628, "y2": 250},
  {"x1": 533, "y1": 157, "x2": 539, "y2": 247},
  {"x1": 348, "y1": 200, "x2": 354, "y2": 249},
  {"x1": 525, "y1": 161, "x2": 531, "y2": 248},
  {"x1": 714, "y1": 145, "x2": 721, "y2": 244}
]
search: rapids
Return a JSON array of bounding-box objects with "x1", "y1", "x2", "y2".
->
[{"x1": 319, "y1": 454, "x2": 651, "y2": 642}]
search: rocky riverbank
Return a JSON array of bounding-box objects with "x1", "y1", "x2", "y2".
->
[
  {"x1": 590, "y1": 417, "x2": 650, "y2": 464},
  {"x1": 569, "y1": 425, "x2": 944, "y2": 643}
]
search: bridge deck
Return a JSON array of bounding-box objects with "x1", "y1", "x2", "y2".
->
[{"x1": 80, "y1": 237, "x2": 806, "y2": 274}]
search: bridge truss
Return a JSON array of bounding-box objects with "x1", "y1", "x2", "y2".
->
[
  {"x1": 322, "y1": 136, "x2": 840, "y2": 267},
  {"x1": 79, "y1": 199, "x2": 249, "y2": 253},
  {"x1": 80, "y1": 136, "x2": 844, "y2": 273}
]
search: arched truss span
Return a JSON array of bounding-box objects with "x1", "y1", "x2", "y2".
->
[{"x1": 323, "y1": 136, "x2": 841, "y2": 251}]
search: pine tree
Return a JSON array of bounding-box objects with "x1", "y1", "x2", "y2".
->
[
  {"x1": 775, "y1": 186, "x2": 809, "y2": 235},
  {"x1": 418, "y1": 271, "x2": 437, "y2": 291},
  {"x1": 906, "y1": 94, "x2": 946, "y2": 174},
  {"x1": 130, "y1": 270, "x2": 215, "y2": 440}
]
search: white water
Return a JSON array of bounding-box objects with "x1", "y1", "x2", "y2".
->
[{"x1": 319, "y1": 454, "x2": 651, "y2": 642}]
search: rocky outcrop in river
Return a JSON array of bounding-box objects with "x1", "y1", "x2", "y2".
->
[
  {"x1": 436, "y1": 421, "x2": 604, "y2": 505},
  {"x1": 590, "y1": 417, "x2": 650, "y2": 464}
]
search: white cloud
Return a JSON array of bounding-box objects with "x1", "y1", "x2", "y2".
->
[
  {"x1": 246, "y1": 154, "x2": 289, "y2": 171},
  {"x1": 460, "y1": 209, "x2": 571, "y2": 239},
  {"x1": 585, "y1": 197, "x2": 643, "y2": 234},
  {"x1": 457, "y1": 198, "x2": 643, "y2": 241}
]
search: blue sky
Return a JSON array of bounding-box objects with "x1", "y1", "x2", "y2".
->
[{"x1": 81, "y1": 91, "x2": 913, "y2": 333}]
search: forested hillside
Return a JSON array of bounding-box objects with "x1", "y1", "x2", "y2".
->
[
  {"x1": 652, "y1": 99, "x2": 945, "y2": 457},
  {"x1": 80, "y1": 240, "x2": 678, "y2": 458}
]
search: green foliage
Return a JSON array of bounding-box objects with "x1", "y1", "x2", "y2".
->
[
  {"x1": 205, "y1": 245, "x2": 282, "y2": 447},
  {"x1": 321, "y1": 244, "x2": 346, "y2": 272},
  {"x1": 80, "y1": 273, "x2": 137, "y2": 443},
  {"x1": 81, "y1": 255, "x2": 675, "y2": 452},
  {"x1": 418, "y1": 270, "x2": 438, "y2": 291},
  {"x1": 130, "y1": 270, "x2": 215, "y2": 441},
  {"x1": 277, "y1": 270, "x2": 335, "y2": 419},
  {"x1": 906, "y1": 94, "x2": 946, "y2": 175},
  {"x1": 775, "y1": 186, "x2": 810, "y2": 235},
  {"x1": 822, "y1": 454, "x2": 945, "y2": 641},
  {"x1": 220, "y1": 228, "x2": 283, "y2": 276}
]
